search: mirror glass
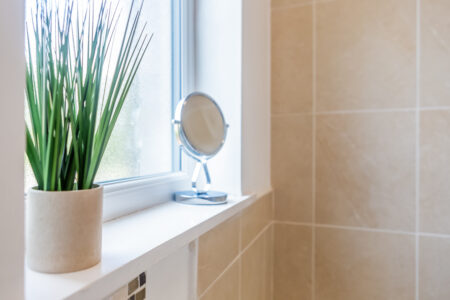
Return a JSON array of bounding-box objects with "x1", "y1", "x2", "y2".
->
[
  {"x1": 173, "y1": 92, "x2": 228, "y2": 205},
  {"x1": 180, "y1": 94, "x2": 226, "y2": 157}
]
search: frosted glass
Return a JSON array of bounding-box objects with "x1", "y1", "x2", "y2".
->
[{"x1": 25, "y1": 0, "x2": 174, "y2": 190}]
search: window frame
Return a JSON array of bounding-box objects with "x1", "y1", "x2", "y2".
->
[
  {"x1": 172, "y1": 0, "x2": 195, "y2": 171},
  {"x1": 101, "y1": 0, "x2": 195, "y2": 221}
]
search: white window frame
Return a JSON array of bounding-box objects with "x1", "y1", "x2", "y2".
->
[{"x1": 102, "y1": 0, "x2": 195, "y2": 221}]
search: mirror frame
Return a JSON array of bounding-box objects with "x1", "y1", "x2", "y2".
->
[{"x1": 173, "y1": 92, "x2": 228, "y2": 161}]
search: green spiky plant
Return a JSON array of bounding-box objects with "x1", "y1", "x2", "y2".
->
[{"x1": 25, "y1": 0, "x2": 151, "y2": 191}]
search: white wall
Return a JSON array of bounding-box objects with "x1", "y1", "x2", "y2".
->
[
  {"x1": 0, "y1": 0, "x2": 270, "y2": 297},
  {"x1": 241, "y1": 0, "x2": 271, "y2": 196},
  {"x1": 194, "y1": 0, "x2": 271, "y2": 196},
  {"x1": 0, "y1": 0, "x2": 25, "y2": 298},
  {"x1": 147, "y1": 243, "x2": 196, "y2": 300},
  {"x1": 194, "y1": 0, "x2": 243, "y2": 195}
]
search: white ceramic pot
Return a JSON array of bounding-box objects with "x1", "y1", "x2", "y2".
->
[{"x1": 26, "y1": 185, "x2": 103, "y2": 273}]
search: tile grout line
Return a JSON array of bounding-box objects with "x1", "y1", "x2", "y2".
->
[
  {"x1": 274, "y1": 220, "x2": 416, "y2": 235},
  {"x1": 275, "y1": 220, "x2": 450, "y2": 239},
  {"x1": 420, "y1": 105, "x2": 450, "y2": 111},
  {"x1": 271, "y1": 194, "x2": 275, "y2": 300},
  {"x1": 271, "y1": 106, "x2": 450, "y2": 118},
  {"x1": 415, "y1": 0, "x2": 421, "y2": 299},
  {"x1": 312, "y1": 222, "x2": 419, "y2": 234},
  {"x1": 198, "y1": 251, "x2": 241, "y2": 300},
  {"x1": 270, "y1": 222, "x2": 274, "y2": 300},
  {"x1": 198, "y1": 222, "x2": 273, "y2": 300},
  {"x1": 419, "y1": 232, "x2": 450, "y2": 239},
  {"x1": 238, "y1": 214, "x2": 242, "y2": 300},
  {"x1": 242, "y1": 221, "x2": 274, "y2": 263},
  {"x1": 272, "y1": 108, "x2": 414, "y2": 117},
  {"x1": 316, "y1": 108, "x2": 416, "y2": 115},
  {"x1": 311, "y1": 0, "x2": 317, "y2": 299},
  {"x1": 262, "y1": 226, "x2": 267, "y2": 300}
]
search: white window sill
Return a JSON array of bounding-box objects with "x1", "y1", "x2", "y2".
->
[{"x1": 25, "y1": 193, "x2": 256, "y2": 300}]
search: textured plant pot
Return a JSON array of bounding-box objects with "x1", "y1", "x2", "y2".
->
[{"x1": 26, "y1": 185, "x2": 103, "y2": 273}]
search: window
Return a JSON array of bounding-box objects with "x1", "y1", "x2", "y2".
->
[{"x1": 24, "y1": 0, "x2": 191, "y2": 191}]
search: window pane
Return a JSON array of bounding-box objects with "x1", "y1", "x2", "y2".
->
[
  {"x1": 24, "y1": 0, "x2": 174, "y2": 190},
  {"x1": 95, "y1": 0, "x2": 174, "y2": 182}
]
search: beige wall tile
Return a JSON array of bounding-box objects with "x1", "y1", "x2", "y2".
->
[
  {"x1": 265, "y1": 226, "x2": 274, "y2": 300},
  {"x1": 200, "y1": 260, "x2": 240, "y2": 300},
  {"x1": 272, "y1": 115, "x2": 312, "y2": 222},
  {"x1": 316, "y1": 112, "x2": 415, "y2": 231},
  {"x1": 241, "y1": 192, "x2": 273, "y2": 249},
  {"x1": 316, "y1": 0, "x2": 416, "y2": 111},
  {"x1": 273, "y1": 224, "x2": 312, "y2": 300},
  {"x1": 272, "y1": 5, "x2": 312, "y2": 114},
  {"x1": 420, "y1": 111, "x2": 450, "y2": 234},
  {"x1": 421, "y1": 0, "x2": 450, "y2": 107},
  {"x1": 420, "y1": 236, "x2": 450, "y2": 299},
  {"x1": 316, "y1": 228, "x2": 415, "y2": 300},
  {"x1": 241, "y1": 234, "x2": 266, "y2": 300},
  {"x1": 197, "y1": 214, "x2": 240, "y2": 295},
  {"x1": 271, "y1": 0, "x2": 312, "y2": 9}
]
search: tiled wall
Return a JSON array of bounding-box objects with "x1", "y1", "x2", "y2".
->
[
  {"x1": 196, "y1": 192, "x2": 274, "y2": 300},
  {"x1": 106, "y1": 272, "x2": 147, "y2": 300},
  {"x1": 272, "y1": 0, "x2": 450, "y2": 299}
]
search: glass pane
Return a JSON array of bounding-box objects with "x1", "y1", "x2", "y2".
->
[{"x1": 24, "y1": 0, "x2": 174, "y2": 190}]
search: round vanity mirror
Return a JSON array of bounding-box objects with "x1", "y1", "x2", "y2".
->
[{"x1": 173, "y1": 92, "x2": 228, "y2": 205}]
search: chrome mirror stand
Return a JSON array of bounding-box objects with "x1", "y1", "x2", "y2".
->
[
  {"x1": 173, "y1": 160, "x2": 227, "y2": 205},
  {"x1": 172, "y1": 92, "x2": 228, "y2": 205}
]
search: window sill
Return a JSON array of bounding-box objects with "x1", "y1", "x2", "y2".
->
[
  {"x1": 25, "y1": 193, "x2": 255, "y2": 300},
  {"x1": 102, "y1": 172, "x2": 190, "y2": 221}
]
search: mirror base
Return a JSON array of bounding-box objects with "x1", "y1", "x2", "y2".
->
[{"x1": 173, "y1": 191, "x2": 227, "y2": 205}]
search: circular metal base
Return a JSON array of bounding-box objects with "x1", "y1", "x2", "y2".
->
[{"x1": 173, "y1": 191, "x2": 228, "y2": 205}]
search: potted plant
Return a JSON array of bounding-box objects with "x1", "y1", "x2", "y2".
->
[{"x1": 25, "y1": 0, "x2": 151, "y2": 273}]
